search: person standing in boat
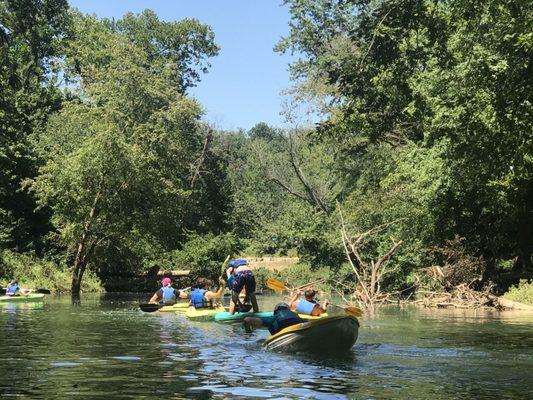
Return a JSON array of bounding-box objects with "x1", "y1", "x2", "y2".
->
[
  {"x1": 189, "y1": 277, "x2": 225, "y2": 308},
  {"x1": 243, "y1": 303, "x2": 303, "y2": 334},
  {"x1": 4, "y1": 280, "x2": 32, "y2": 296},
  {"x1": 149, "y1": 278, "x2": 188, "y2": 305},
  {"x1": 288, "y1": 288, "x2": 328, "y2": 316},
  {"x1": 226, "y1": 259, "x2": 259, "y2": 314}
]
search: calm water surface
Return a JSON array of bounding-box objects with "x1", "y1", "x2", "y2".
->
[{"x1": 1, "y1": 294, "x2": 532, "y2": 399}]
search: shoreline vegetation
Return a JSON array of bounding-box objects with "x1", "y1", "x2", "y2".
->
[
  {"x1": 3, "y1": 252, "x2": 532, "y2": 310},
  {"x1": 1, "y1": 1, "x2": 531, "y2": 306}
]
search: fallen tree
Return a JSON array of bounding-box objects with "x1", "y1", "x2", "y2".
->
[{"x1": 339, "y1": 207, "x2": 403, "y2": 309}]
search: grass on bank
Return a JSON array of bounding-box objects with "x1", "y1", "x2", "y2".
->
[
  {"x1": 503, "y1": 280, "x2": 533, "y2": 305},
  {"x1": 0, "y1": 250, "x2": 103, "y2": 293}
]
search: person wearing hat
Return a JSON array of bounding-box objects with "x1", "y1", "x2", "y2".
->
[
  {"x1": 225, "y1": 259, "x2": 259, "y2": 314},
  {"x1": 149, "y1": 278, "x2": 188, "y2": 305}
]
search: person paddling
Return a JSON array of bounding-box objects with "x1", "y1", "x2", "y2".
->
[
  {"x1": 226, "y1": 259, "x2": 259, "y2": 314},
  {"x1": 4, "y1": 280, "x2": 32, "y2": 296},
  {"x1": 189, "y1": 277, "x2": 225, "y2": 308},
  {"x1": 288, "y1": 288, "x2": 328, "y2": 316},
  {"x1": 149, "y1": 278, "x2": 188, "y2": 305},
  {"x1": 243, "y1": 303, "x2": 303, "y2": 334}
]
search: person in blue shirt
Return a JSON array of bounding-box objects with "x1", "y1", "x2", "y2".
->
[
  {"x1": 189, "y1": 277, "x2": 225, "y2": 308},
  {"x1": 4, "y1": 280, "x2": 32, "y2": 296},
  {"x1": 288, "y1": 288, "x2": 328, "y2": 316},
  {"x1": 149, "y1": 278, "x2": 188, "y2": 305}
]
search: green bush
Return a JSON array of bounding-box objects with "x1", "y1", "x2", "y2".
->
[
  {"x1": 503, "y1": 280, "x2": 533, "y2": 305},
  {"x1": 0, "y1": 250, "x2": 102, "y2": 293}
]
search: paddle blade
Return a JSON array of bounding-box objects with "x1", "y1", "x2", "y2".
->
[
  {"x1": 327, "y1": 304, "x2": 363, "y2": 318},
  {"x1": 139, "y1": 303, "x2": 162, "y2": 313},
  {"x1": 345, "y1": 306, "x2": 363, "y2": 317},
  {"x1": 35, "y1": 289, "x2": 51, "y2": 294},
  {"x1": 266, "y1": 278, "x2": 289, "y2": 292}
]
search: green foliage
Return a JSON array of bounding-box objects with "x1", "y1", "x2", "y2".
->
[
  {"x1": 269, "y1": 263, "x2": 332, "y2": 291},
  {"x1": 0, "y1": 0, "x2": 70, "y2": 252},
  {"x1": 503, "y1": 280, "x2": 533, "y2": 305},
  {"x1": 158, "y1": 233, "x2": 244, "y2": 283},
  {"x1": 0, "y1": 249, "x2": 102, "y2": 293},
  {"x1": 276, "y1": 0, "x2": 533, "y2": 287},
  {"x1": 28, "y1": 9, "x2": 221, "y2": 291}
]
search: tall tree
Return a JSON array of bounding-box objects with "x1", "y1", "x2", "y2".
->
[
  {"x1": 30, "y1": 11, "x2": 219, "y2": 293},
  {"x1": 0, "y1": 0, "x2": 70, "y2": 251}
]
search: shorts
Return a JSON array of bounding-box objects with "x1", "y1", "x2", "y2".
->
[{"x1": 231, "y1": 270, "x2": 256, "y2": 303}]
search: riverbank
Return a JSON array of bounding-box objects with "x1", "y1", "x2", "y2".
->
[{"x1": 0, "y1": 250, "x2": 102, "y2": 293}]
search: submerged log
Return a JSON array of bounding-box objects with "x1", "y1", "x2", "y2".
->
[{"x1": 497, "y1": 297, "x2": 533, "y2": 310}]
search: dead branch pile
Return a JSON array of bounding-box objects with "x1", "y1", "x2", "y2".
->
[{"x1": 415, "y1": 283, "x2": 499, "y2": 309}]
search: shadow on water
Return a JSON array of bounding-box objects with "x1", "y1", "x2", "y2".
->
[{"x1": 0, "y1": 294, "x2": 532, "y2": 399}]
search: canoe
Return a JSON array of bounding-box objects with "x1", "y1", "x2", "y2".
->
[
  {"x1": 214, "y1": 311, "x2": 328, "y2": 325},
  {"x1": 185, "y1": 305, "x2": 226, "y2": 321},
  {"x1": 0, "y1": 293, "x2": 45, "y2": 303},
  {"x1": 263, "y1": 315, "x2": 359, "y2": 353},
  {"x1": 158, "y1": 303, "x2": 189, "y2": 313}
]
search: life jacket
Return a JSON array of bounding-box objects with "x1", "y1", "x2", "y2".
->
[
  {"x1": 268, "y1": 305, "x2": 303, "y2": 335},
  {"x1": 295, "y1": 298, "x2": 318, "y2": 315},
  {"x1": 161, "y1": 286, "x2": 176, "y2": 305},
  {"x1": 5, "y1": 284, "x2": 19, "y2": 296},
  {"x1": 190, "y1": 288, "x2": 212, "y2": 308}
]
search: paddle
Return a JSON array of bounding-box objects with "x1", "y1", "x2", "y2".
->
[
  {"x1": 266, "y1": 278, "x2": 327, "y2": 292},
  {"x1": 139, "y1": 303, "x2": 163, "y2": 312},
  {"x1": 326, "y1": 304, "x2": 363, "y2": 318}
]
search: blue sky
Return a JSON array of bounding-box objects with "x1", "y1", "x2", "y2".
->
[{"x1": 69, "y1": 0, "x2": 295, "y2": 131}]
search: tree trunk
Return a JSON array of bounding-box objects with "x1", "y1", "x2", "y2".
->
[{"x1": 71, "y1": 187, "x2": 101, "y2": 294}]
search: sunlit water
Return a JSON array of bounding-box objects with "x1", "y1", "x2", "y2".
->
[{"x1": 1, "y1": 294, "x2": 532, "y2": 399}]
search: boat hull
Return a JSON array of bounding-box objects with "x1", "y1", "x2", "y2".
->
[
  {"x1": 0, "y1": 293, "x2": 45, "y2": 303},
  {"x1": 263, "y1": 315, "x2": 359, "y2": 353},
  {"x1": 185, "y1": 305, "x2": 226, "y2": 321},
  {"x1": 158, "y1": 303, "x2": 189, "y2": 313}
]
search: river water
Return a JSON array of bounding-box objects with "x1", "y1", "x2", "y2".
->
[{"x1": 1, "y1": 294, "x2": 532, "y2": 399}]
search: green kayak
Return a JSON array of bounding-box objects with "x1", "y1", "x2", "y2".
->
[
  {"x1": 214, "y1": 311, "x2": 328, "y2": 325},
  {"x1": 0, "y1": 293, "x2": 45, "y2": 303},
  {"x1": 214, "y1": 311, "x2": 275, "y2": 324}
]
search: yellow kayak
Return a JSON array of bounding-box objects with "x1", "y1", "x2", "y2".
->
[
  {"x1": 185, "y1": 305, "x2": 226, "y2": 321},
  {"x1": 263, "y1": 315, "x2": 359, "y2": 353},
  {"x1": 158, "y1": 303, "x2": 189, "y2": 313}
]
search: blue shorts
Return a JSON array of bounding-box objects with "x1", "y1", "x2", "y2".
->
[{"x1": 231, "y1": 270, "x2": 256, "y2": 302}]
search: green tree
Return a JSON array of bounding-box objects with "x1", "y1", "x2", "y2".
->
[
  {"x1": 277, "y1": 0, "x2": 533, "y2": 285},
  {"x1": 0, "y1": 0, "x2": 70, "y2": 251},
  {"x1": 30, "y1": 11, "x2": 219, "y2": 293}
]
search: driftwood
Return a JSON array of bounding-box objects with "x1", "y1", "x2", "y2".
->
[
  {"x1": 415, "y1": 284, "x2": 499, "y2": 309},
  {"x1": 497, "y1": 297, "x2": 533, "y2": 310}
]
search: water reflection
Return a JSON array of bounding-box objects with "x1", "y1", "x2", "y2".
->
[{"x1": 0, "y1": 294, "x2": 532, "y2": 399}]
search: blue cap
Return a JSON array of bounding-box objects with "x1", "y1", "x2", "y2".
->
[{"x1": 228, "y1": 259, "x2": 248, "y2": 268}]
